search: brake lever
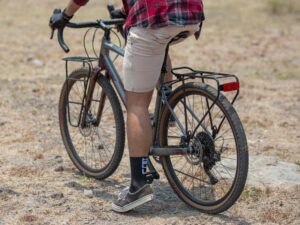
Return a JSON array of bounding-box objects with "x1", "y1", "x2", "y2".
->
[
  {"x1": 107, "y1": 4, "x2": 115, "y2": 17},
  {"x1": 50, "y1": 8, "x2": 61, "y2": 40},
  {"x1": 50, "y1": 28, "x2": 55, "y2": 40}
]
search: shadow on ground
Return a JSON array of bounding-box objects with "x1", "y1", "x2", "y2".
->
[{"x1": 64, "y1": 173, "x2": 250, "y2": 224}]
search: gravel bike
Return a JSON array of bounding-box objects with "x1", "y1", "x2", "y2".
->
[{"x1": 51, "y1": 6, "x2": 249, "y2": 214}]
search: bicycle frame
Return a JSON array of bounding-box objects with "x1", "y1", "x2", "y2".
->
[{"x1": 99, "y1": 34, "x2": 126, "y2": 106}]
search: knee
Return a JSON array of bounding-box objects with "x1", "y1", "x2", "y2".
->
[
  {"x1": 127, "y1": 103, "x2": 148, "y2": 116},
  {"x1": 126, "y1": 91, "x2": 153, "y2": 112}
]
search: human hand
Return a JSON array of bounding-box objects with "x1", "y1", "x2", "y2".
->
[{"x1": 49, "y1": 8, "x2": 73, "y2": 30}]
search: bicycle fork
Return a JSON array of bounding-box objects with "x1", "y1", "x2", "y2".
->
[{"x1": 80, "y1": 69, "x2": 102, "y2": 128}]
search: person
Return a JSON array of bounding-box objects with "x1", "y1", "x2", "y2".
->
[{"x1": 49, "y1": 0, "x2": 204, "y2": 213}]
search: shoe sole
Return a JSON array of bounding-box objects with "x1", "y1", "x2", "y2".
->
[{"x1": 111, "y1": 194, "x2": 155, "y2": 213}]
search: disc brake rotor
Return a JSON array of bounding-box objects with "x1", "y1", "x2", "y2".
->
[{"x1": 79, "y1": 112, "x2": 97, "y2": 137}]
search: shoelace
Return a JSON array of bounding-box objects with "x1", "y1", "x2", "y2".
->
[{"x1": 118, "y1": 187, "x2": 129, "y2": 201}]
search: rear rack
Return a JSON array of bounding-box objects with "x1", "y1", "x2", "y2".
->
[
  {"x1": 170, "y1": 66, "x2": 240, "y2": 105},
  {"x1": 62, "y1": 56, "x2": 99, "y2": 127},
  {"x1": 160, "y1": 66, "x2": 241, "y2": 139}
]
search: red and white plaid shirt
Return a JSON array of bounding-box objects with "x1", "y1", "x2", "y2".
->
[{"x1": 74, "y1": 0, "x2": 204, "y2": 32}]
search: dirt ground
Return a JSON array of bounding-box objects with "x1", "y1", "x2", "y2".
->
[{"x1": 0, "y1": 0, "x2": 299, "y2": 224}]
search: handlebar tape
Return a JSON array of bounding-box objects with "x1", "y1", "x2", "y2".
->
[{"x1": 58, "y1": 27, "x2": 70, "y2": 53}]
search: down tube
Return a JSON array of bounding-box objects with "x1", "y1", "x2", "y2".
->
[{"x1": 103, "y1": 55, "x2": 126, "y2": 107}]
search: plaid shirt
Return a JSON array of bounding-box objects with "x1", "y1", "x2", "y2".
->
[{"x1": 73, "y1": 0, "x2": 204, "y2": 32}]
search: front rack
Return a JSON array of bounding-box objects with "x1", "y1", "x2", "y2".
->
[
  {"x1": 62, "y1": 56, "x2": 99, "y2": 78},
  {"x1": 62, "y1": 56, "x2": 99, "y2": 127}
]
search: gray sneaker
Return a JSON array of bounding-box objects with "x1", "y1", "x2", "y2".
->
[{"x1": 112, "y1": 184, "x2": 155, "y2": 213}]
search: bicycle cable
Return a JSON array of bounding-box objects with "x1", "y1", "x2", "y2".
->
[
  {"x1": 84, "y1": 27, "x2": 123, "y2": 67},
  {"x1": 92, "y1": 28, "x2": 100, "y2": 59},
  {"x1": 83, "y1": 28, "x2": 93, "y2": 68},
  {"x1": 91, "y1": 28, "x2": 122, "y2": 63},
  {"x1": 110, "y1": 29, "x2": 122, "y2": 63}
]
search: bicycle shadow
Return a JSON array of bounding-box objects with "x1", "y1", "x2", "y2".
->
[{"x1": 64, "y1": 172, "x2": 250, "y2": 225}]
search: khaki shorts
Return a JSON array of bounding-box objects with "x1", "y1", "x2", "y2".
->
[{"x1": 123, "y1": 25, "x2": 198, "y2": 93}]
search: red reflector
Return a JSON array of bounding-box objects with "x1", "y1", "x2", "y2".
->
[{"x1": 220, "y1": 82, "x2": 239, "y2": 92}]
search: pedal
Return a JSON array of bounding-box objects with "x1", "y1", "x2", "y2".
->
[
  {"x1": 146, "y1": 171, "x2": 160, "y2": 184},
  {"x1": 146, "y1": 174, "x2": 154, "y2": 184},
  {"x1": 151, "y1": 171, "x2": 160, "y2": 180}
]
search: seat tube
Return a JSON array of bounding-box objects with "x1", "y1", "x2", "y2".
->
[{"x1": 152, "y1": 44, "x2": 170, "y2": 146}]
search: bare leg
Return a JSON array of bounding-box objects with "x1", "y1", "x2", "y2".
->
[
  {"x1": 126, "y1": 90, "x2": 153, "y2": 157},
  {"x1": 127, "y1": 54, "x2": 172, "y2": 157}
]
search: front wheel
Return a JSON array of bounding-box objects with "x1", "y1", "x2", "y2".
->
[
  {"x1": 159, "y1": 82, "x2": 248, "y2": 214},
  {"x1": 59, "y1": 68, "x2": 125, "y2": 179}
]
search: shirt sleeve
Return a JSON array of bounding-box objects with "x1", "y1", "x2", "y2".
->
[{"x1": 73, "y1": 0, "x2": 89, "y2": 6}]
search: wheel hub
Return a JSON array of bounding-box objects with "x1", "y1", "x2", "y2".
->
[
  {"x1": 196, "y1": 131, "x2": 217, "y2": 168},
  {"x1": 186, "y1": 135, "x2": 203, "y2": 165},
  {"x1": 187, "y1": 131, "x2": 217, "y2": 166},
  {"x1": 79, "y1": 112, "x2": 97, "y2": 137}
]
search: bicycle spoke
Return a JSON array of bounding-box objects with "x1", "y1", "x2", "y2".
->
[
  {"x1": 178, "y1": 104, "x2": 190, "y2": 134},
  {"x1": 212, "y1": 168, "x2": 229, "y2": 193},
  {"x1": 174, "y1": 168, "x2": 211, "y2": 185}
]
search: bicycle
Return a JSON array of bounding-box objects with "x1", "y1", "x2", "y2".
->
[{"x1": 51, "y1": 5, "x2": 249, "y2": 214}]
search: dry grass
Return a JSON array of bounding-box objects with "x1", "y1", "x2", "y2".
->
[
  {"x1": 240, "y1": 187, "x2": 264, "y2": 202},
  {"x1": 19, "y1": 214, "x2": 38, "y2": 223},
  {"x1": 262, "y1": 208, "x2": 290, "y2": 224},
  {"x1": 33, "y1": 153, "x2": 44, "y2": 161},
  {"x1": 8, "y1": 166, "x2": 44, "y2": 177},
  {"x1": 268, "y1": 0, "x2": 300, "y2": 14}
]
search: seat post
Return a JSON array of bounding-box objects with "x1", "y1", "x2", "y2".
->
[
  {"x1": 161, "y1": 44, "x2": 170, "y2": 74},
  {"x1": 158, "y1": 43, "x2": 170, "y2": 89}
]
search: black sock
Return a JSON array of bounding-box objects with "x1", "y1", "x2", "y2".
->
[{"x1": 129, "y1": 157, "x2": 148, "y2": 193}]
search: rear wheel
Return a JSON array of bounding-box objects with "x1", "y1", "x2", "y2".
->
[
  {"x1": 159, "y1": 82, "x2": 248, "y2": 214},
  {"x1": 59, "y1": 68, "x2": 125, "y2": 179}
]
